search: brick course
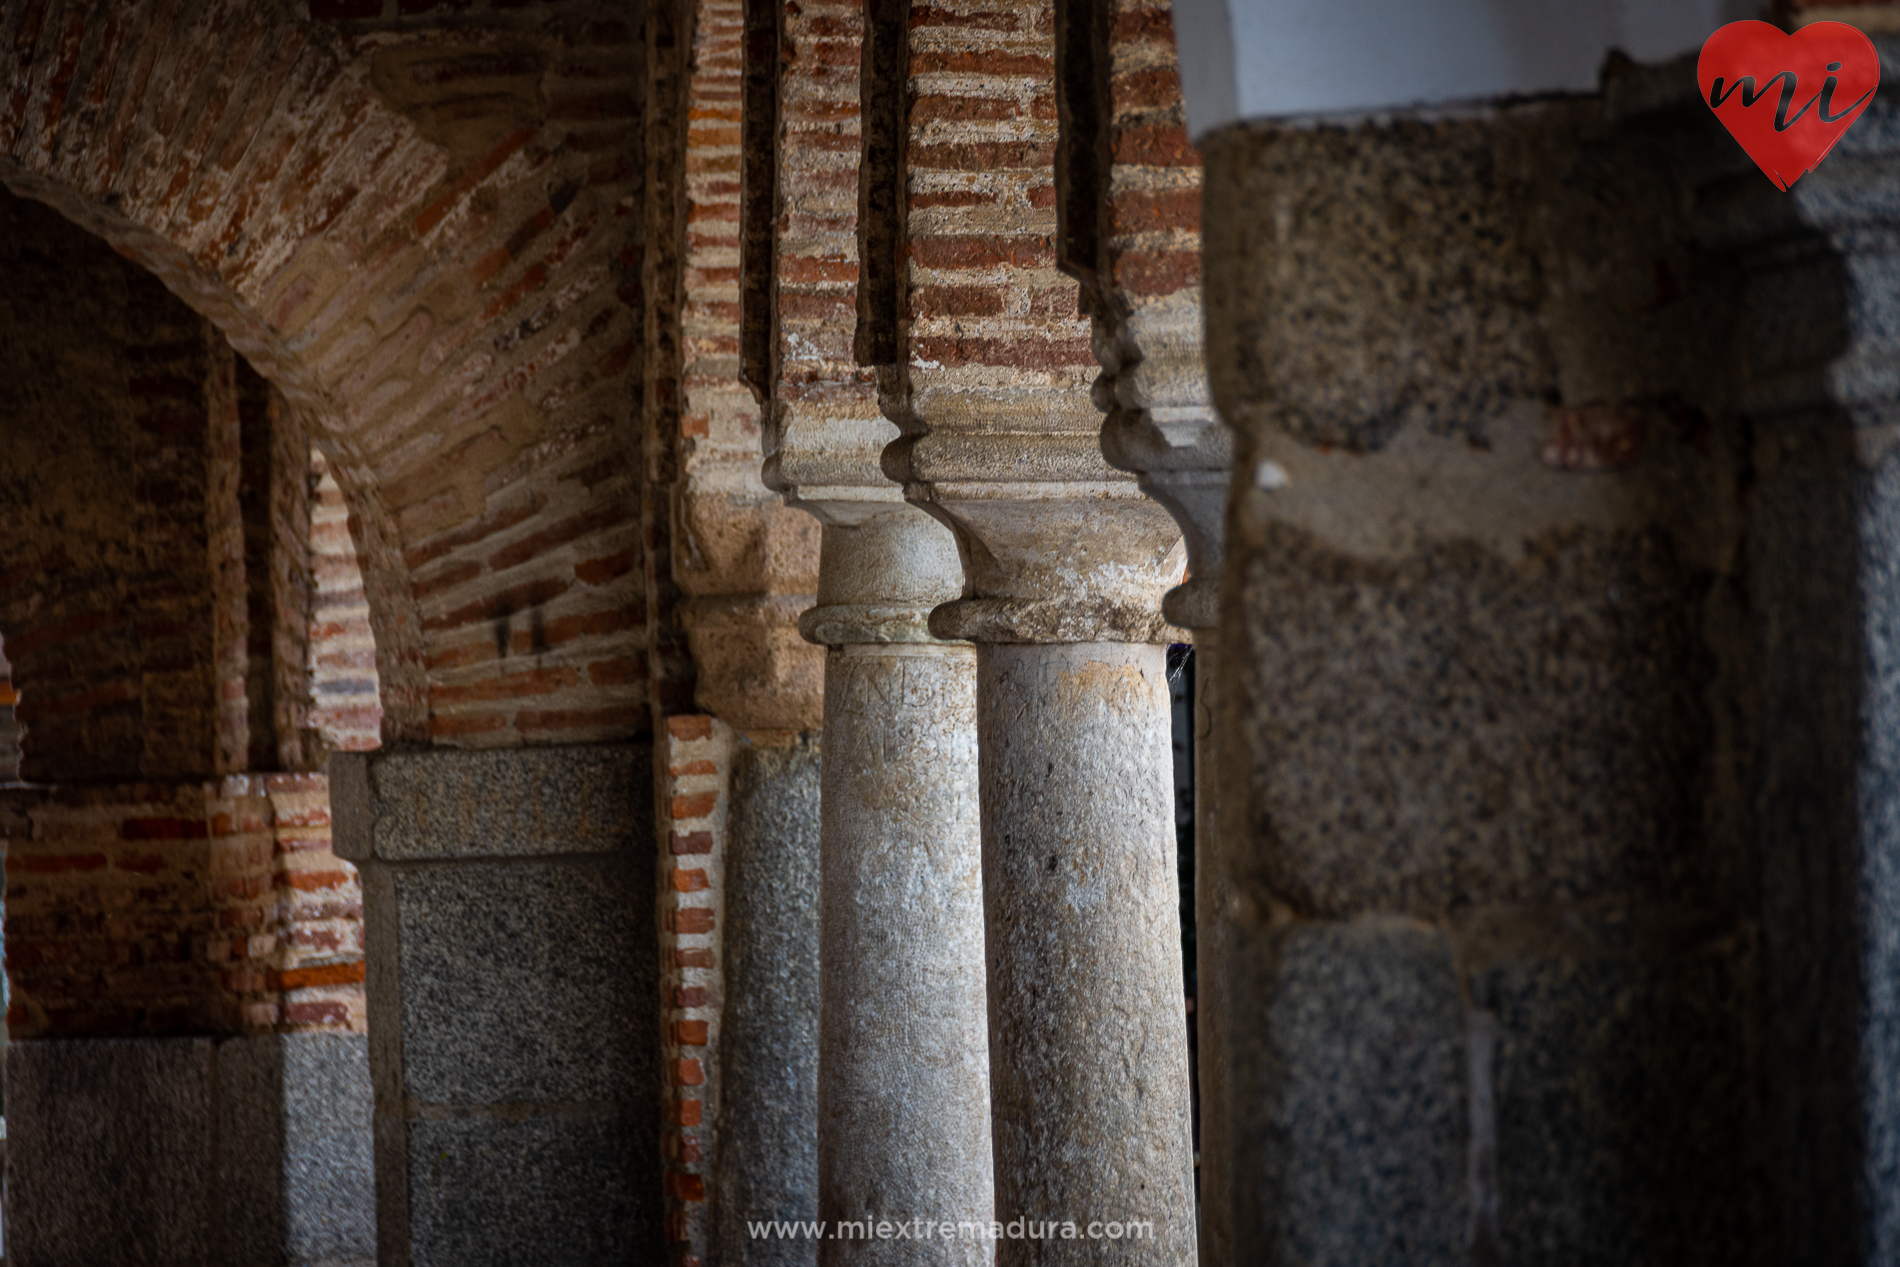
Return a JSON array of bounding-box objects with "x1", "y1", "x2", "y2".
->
[
  {"x1": 657, "y1": 713, "x2": 732, "y2": 1261},
  {"x1": 2, "y1": 773, "x2": 364, "y2": 1038},
  {"x1": 900, "y1": 0, "x2": 1099, "y2": 430},
  {"x1": 671, "y1": 0, "x2": 823, "y2": 733}
]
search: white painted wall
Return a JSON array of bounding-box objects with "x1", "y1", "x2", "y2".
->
[{"x1": 1174, "y1": 0, "x2": 1768, "y2": 138}]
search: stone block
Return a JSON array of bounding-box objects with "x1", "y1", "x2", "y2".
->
[
  {"x1": 392, "y1": 858, "x2": 644, "y2": 1105},
  {"x1": 331, "y1": 744, "x2": 651, "y2": 862},
  {"x1": 405, "y1": 1115, "x2": 653, "y2": 1266},
  {"x1": 343, "y1": 744, "x2": 662, "y2": 1264},
  {"x1": 7, "y1": 1033, "x2": 374, "y2": 1266},
  {"x1": 222, "y1": 1032, "x2": 377, "y2": 1265},
  {"x1": 1473, "y1": 952, "x2": 1759, "y2": 1265},
  {"x1": 7, "y1": 1039, "x2": 218, "y2": 1267},
  {"x1": 1228, "y1": 916, "x2": 1467, "y2": 1266}
]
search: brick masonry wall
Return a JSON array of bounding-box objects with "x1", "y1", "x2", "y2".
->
[
  {"x1": 0, "y1": 638, "x2": 17, "y2": 782},
  {"x1": 899, "y1": 0, "x2": 1100, "y2": 432},
  {"x1": 1, "y1": 773, "x2": 363, "y2": 1038},
  {"x1": 309, "y1": 448, "x2": 386, "y2": 756},
  {"x1": 673, "y1": 0, "x2": 822, "y2": 733},
  {"x1": 657, "y1": 713, "x2": 731, "y2": 1262},
  {"x1": 770, "y1": 0, "x2": 889, "y2": 480},
  {"x1": 238, "y1": 365, "x2": 324, "y2": 773},
  {"x1": 0, "y1": 190, "x2": 225, "y2": 783},
  {"x1": 1101, "y1": 0, "x2": 1199, "y2": 312},
  {"x1": 646, "y1": 0, "x2": 701, "y2": 732},
  {"x1": 0, "y1": 1, "x2": 649, "y2": 748}
]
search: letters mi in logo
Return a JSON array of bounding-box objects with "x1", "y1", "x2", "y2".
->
[{"x1": 1699, "y1": 21, "x2": 1880, "y2": 191}]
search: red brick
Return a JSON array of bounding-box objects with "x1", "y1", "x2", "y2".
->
[
  {"x1": 284, "y1": 1001, "x2": 351, "y2": 1026},
  {"x1": 909, "y1": 235, "x2": 1053, "y2": 271},
  {"x1": 671, "y1": 791, "x2": 719, "y2": 820},
  {"x1": 1114, "y1": 249, "x2": 1201, "y2": 296},
  {"x1": 121, "y1": 817, "x2": 211, "y2": 841},
  {"x1": 910, "y1": 50, "x2": 1051, "y2": 77},
  {"x1": 514, "y1": 704, "x2": 646, "y2": 734},
  {"x1": 1110, "y1": 189, "x2": 1202, "y2": 237},
  {"x1": 575, "y1": 548, "x2": 637, "y2": 585},
  {"x1": 908, "y1": 142, "x2": 1054, "y2": 173},
  {"x1": 8, "y1": 853, "x2": 108, "y2": 874},
  {"x1": 269, "y1": 961, "x2": 366, "y2": 990},
  {"x1": 671, "y1": 831, "x2": 714, "y2": 855},
  {"x1": 668, "y1": 715, "x2": 713, "y2": 741},
  {"x1": 1113, "y1": 122, "x2": 1200, "y2": 168},
  {"x1": 671, "y1": 907, "x2": 715, "y2": 935},
  {"x1": 286, "y1": 870, "x2": 354, "y2": 892}
]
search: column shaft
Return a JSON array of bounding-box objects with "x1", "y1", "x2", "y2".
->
[
  {"x1": 818, "y1": 642, "x2": 991, "y2": 1260},
  {"x1": 1190, "y1": 634, "x2": 1229, "y2": 1266},
  {"x1": 977, "y1": 643, "x2": 1195, "y2": 1263}
]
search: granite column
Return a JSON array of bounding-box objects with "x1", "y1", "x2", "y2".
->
[{"x1": 757, "y1": 0, "x2": 996, "y2": 1248}]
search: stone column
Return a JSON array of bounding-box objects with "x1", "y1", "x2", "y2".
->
[
  {"x1": 860, "y1": 4, "x2": 1197, "y2": 1257},
  {"x1": 804, "y1": 503, "x2": 993, "y2": 1260},
  {"x1": 1054, "y1": 0, "x2": 1232, "y2": 1255},
  {"x1": 759, "y1": 0, "x2": 995, "y2": 1249}
]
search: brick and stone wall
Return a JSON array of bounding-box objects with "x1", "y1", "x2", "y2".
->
[
  {"x1": 0, "y1": 183, "x2": 365, "y2": 1045},
  {"x1": 656, "y1": 714, "x2": 730, "y2": 1256},
  {"x1": 0, "y1": 638, "x2": 18, "y2": 782},
  {"x1": 673, "y1": 0, "x2": 822, "y2": 734},
  {"x1": 898, "y1": 1, "x2": 1097, "y2": 436},
  {"x1": 2, "y1": 773, "x2": 363, "y2": 1039}
]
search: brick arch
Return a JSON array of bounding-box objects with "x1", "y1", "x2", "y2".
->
[{"x1": 0, "y1": 1, "x2": 646, "y2": 746}]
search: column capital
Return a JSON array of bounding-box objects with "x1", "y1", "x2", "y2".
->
[
  {"x1": 1097, "y1": 294, "x2": 1232, "y2": 631},
  {"x1": 882, "y1": 370, "x2": 1188, "y2": 646}
]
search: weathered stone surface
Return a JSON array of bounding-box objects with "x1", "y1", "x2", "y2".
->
[
  {"x1": 1473, "y1": 949, "x2": 1760, "y2": 1265},
  {"x1": 9, "y1": 1039, "x2": 220, "y2": 1267},
  {"x1": 406, "y1": 1115, "x2": 651, "y2": 1266},
  {"x1": 341, "y1": 745, "x2": 662, "y2": 1266},
  {"x1": 1199, "y1": 94, "x2": 1765, "y2": 1264},
  {"x1": 1750, "y1": 435, "x2": 1900, "y2": 1265},
  {"x1": 391, "y1": 859, "x2": 645, "y2": 1105},
  {"x1": 9, "y1": 1034, "x2": 376, "y2": 1267},
  {"x1": 816, "y1": 645, "x2": 991, "y2": 1264},
  {"x1": 976, "y1": 643, "x2": 1195, "y2": 1266},
  {"x1": 1199, "y1": 106, "x2": 1743, "y2": 455},
  {"x1": 766, "y1": 0, "x2": 997, "y2": 1232},
  {"x1": 711, "y1": 739, "x2": 824, "y2": 1263},
  {"x1": 1227, "y1": 917, "x2": 1467, "y2": 1267},
  {"x1": 332, "y1": 745, "x2": 651, "y2": 862},
  {"x1": 221, "y1": 1033, "x2": 378, "y2": 1266},
  {"x1": 1229, "y1": 474, "x2": 1734, "y2": 919}
]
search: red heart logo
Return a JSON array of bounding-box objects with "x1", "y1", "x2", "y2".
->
[{"x1": 1698, "y1": 20, "x2": 1880, "y2": 191}]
